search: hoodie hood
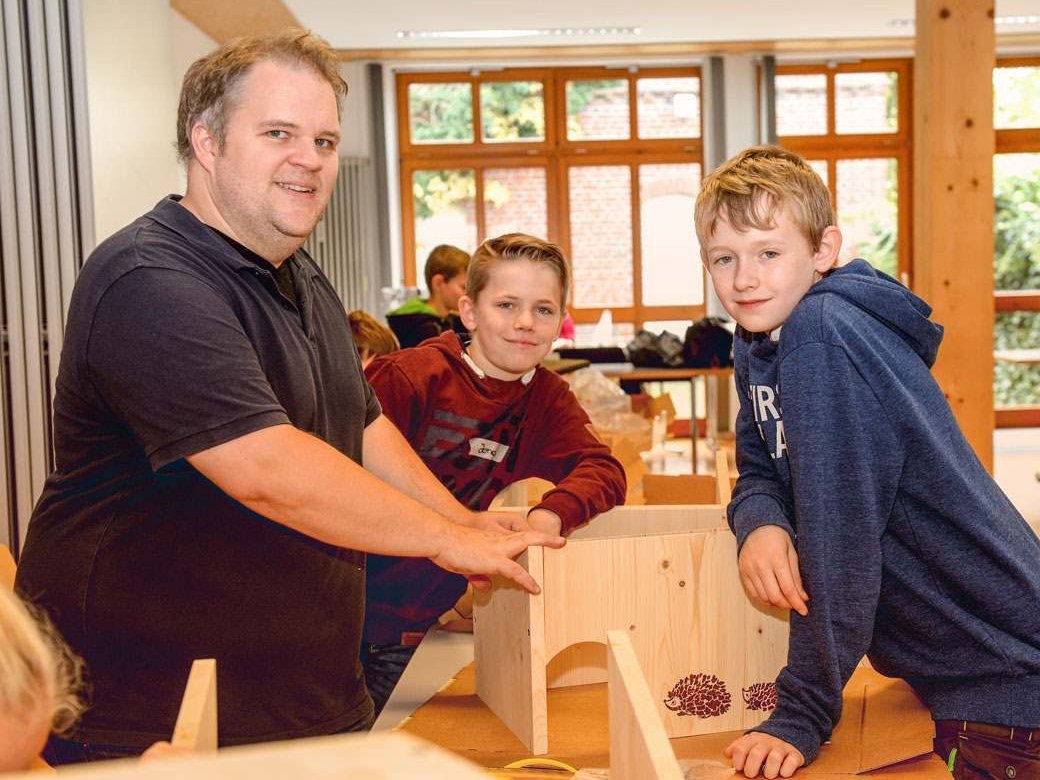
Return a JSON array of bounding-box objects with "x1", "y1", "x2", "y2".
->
[{"x1": 805, "y1": 259, "x2": 944, "y2": 367}]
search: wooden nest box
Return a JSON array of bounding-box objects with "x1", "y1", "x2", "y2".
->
[{"x1": 473, "y1": 502, "x2": 789, "y2": 755}]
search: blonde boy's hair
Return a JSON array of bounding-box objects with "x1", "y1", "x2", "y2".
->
[
  {"x1": 468, "y1": 233, "x2": 570, "y2": 307},
  {"x1": 423, "y1": 245, "x2": 471, "y2": 290},
  {"x1": 0, "y1": 587, "x2": 84, "y2": 734},
  {"x1": 347, "y1": 310, "x2": 399, "y2": 358},
  {"x1": 694, "y1": 145, "x2": 835, "y2": 252}
]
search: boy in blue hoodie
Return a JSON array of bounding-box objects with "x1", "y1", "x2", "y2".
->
[{"x1": 696, "y1": 146, "x2": 1040, "y2": 780}]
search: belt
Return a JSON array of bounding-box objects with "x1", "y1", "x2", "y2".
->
[{"x1": 938, "y1": 720, "x2": 1038, "y2": 743}]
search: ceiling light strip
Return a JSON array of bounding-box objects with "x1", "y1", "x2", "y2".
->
[{"x1": 396, "y1": 26, "x2": 642, "y2": 40}]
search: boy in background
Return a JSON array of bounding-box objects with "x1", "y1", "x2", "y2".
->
[
  {"x1": 363, "y1": 233, "x2": 627, "y2": 715},
  {"x1": 347, "y1": 310, "x2": 399, "y2": 368},
  {"x1": 387, "y1": 244, "x2": 470, "y2": 348},
  {"x1": 696, "y1": 146, "x2": 1040, "y2": 780}
]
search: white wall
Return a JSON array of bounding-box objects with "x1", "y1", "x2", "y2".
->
[
  {"x1": 339, "y1": 61, "x2": 372, "y2": 158},
  {"x1": 83, "y1": 1, "x2": 216, "y2": 244}
]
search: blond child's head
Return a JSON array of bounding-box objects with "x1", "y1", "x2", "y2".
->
[
  {"x1": 0, "y1": 588, "x2": 84, "y2": 772},
  {"x1": 459, "y1": 233, "x2": 568, "y2": 381},
  {"x1": 347, "y1": 310, "x2": 399, "y2": 367},
  {"x1": 423, "y1": 245, "x2": 470, "y2": 315},
  {"x1": 695, "y1": 146, "x2": 841, "y2": 334},
  {"x1": 466, "y1": 233, "x2": 569, "y2": 307},
  {"x1": 694, "y1": 145, "x2": 835, "y2": 254}
]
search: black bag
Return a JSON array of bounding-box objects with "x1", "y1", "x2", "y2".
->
[
  {"x1": 682, "y1": 318, "x2": 734, "y2": 367},
  {"x1": 627, "y1": 329, "x2": 685, "y2": 368}
]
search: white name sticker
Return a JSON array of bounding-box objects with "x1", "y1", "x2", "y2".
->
[{"x1": 469, "y1": 437, "x2": 509, "y2": 463}]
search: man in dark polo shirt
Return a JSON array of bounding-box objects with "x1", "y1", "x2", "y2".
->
[{"x1": 14, "y1": 30, "x2": 562, "y2": 763}]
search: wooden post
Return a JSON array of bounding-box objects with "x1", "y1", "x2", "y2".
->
[
  {"x1": 0, "y1": 544, "x2": 15, "y2": 590},
  {"x1": 913, "y1": 0, "x2": 996, "y2": 468},
  {"x1": 607, "y1": 630, "x2": 684, "y2": 780},
  {"x1": 172, "y1": 658, "x2": 218, "y2": 752}
]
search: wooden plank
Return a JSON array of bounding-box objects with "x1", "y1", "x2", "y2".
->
[
  {"x1": 170, "y1": 0, "x2": 299, "y2": 44},
  {"x1": 715, "y1": 450, "x2": 733, "y2": 505},
  {"x1": 474, "y1": 548, "x2": 548, "y2": 755},
  {"x1": 643, "y1": 474, "x2": 718, "y2": 505},
  {"x1": 6, "y1": 732, "x2": 493, "y2": 779},
  {"x1": 567, "y1": 505, "x2": 727, "y2": 540},
  {"x1": 335, "y1": 32, "x2": 1040, "y2": 62},
  {"x1": 996, "y1": 407, "x2": 1040, "y2": 428},
  {"x1": 0, "y1": 544, "x2": 15, "y2": 590},
  {"x1": 607, "y1": 630, "x2": 684, "y2": 780},
  {"x1": 172, "y1": 659, "x2": 218, "y2": 752},
  {"x1": 912, "y1": 0, "x2": 996, "y2": 469}
]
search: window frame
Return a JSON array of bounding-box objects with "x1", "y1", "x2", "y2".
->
[
  {"x1": 993, "y1": 55, "x2": 1040, "y2": 427},
  {"x1": 396, "y1": 65, "x2": 706, "y2": 329},
  {"x1": 773, "y1": 58, "x2": 913, "y2": 286}
]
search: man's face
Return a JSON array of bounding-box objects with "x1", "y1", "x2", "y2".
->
[
  {"x1": 206, "y1": 59, "x2": 340, "y2": 261},
  {"x1": 703, "y1": 206, "x2": 838, "y2": 334}
]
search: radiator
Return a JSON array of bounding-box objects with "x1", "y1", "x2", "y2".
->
[{"x1": 305, "y1": 156, "x2": 383, "y2": 317}]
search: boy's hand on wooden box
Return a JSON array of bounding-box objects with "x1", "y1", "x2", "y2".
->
[
  {"x1": 526, "y1": 508, "x2": 562, "y2": 536},
  {"x1": 460, "y1": 509, "x2": 532, "y2": 534},
  {"x1": 725, "y1": 732, "x2": 804, "y2": 778},
  {"x1": 738, "y1": 525, "x2": 809, "y2": 616}
]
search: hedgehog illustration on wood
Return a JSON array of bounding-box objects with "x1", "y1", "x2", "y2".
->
[
  {"x1": 662, "y1": 673, "x2": 732, "y2": 718},
  {"x1": 741, "y1": 681, "x2": 778, "y2": 712}
]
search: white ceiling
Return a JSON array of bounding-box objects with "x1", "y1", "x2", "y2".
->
[{"x1": 283, "y1": 0, "x2": 1040, "y2": 50}]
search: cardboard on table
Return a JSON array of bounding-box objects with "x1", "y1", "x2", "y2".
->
[{"x1": 401, "y1": 662, "x2": 947, "y2": 780}]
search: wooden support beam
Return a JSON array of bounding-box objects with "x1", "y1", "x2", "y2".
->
[
  {"x1": 172, "y1": 658, "x2": 218, "y2": 752},
  {"x1": 607, "y1": 630, "x2": 684, "y2": 780},
  {"x1": 0, "y1": 544, "x2": 15, "y2": 590},
  {"x1": 912, "y1": 0, "x2": 996, "y2": 469},
  {"x1": 170, "y1": 0, "x2": 299, "y2": 44}
]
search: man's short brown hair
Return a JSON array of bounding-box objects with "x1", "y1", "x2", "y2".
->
[
  {"x1": 694, "y1": 145, "x2": 835, "y2": 252},
  {"x1": 468, "y1": 233, "x2": 569, "y2": 307},
  {"x1": 177, "y1": 28, "x2": 347, "y2": 164},
  {"x1": 423, "y1": 245, "x2": 470, "y2": 290}
]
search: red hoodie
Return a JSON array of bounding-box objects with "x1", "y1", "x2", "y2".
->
[{"x1": 363, "y1": 331, "x2": 626, "y2": 645}]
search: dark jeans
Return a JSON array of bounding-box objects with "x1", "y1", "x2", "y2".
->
[
  {"x1": 43, "y1": 735, "x2": 144, "y2": 765},
  {"x1": 935, "y1": 720, "x2": 1040, "y2": 780},
  {"x1": 361, "y1": 642, "x2": 419, "y2": 718}
]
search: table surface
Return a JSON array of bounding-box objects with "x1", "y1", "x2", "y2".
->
[
  {"x1": 596, "y1": 363, "x2": 734, "y2": 381},
  {"x1": 541, "y1": 358, "x2": 591, "y2": 375},
  {"x1": 398, "y1": 648, "x2": 949, "y2": 780}
]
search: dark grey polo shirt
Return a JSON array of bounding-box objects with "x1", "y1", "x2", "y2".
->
[{"x1": 17, "y1": 196, "x2": 380, "y2": 747}]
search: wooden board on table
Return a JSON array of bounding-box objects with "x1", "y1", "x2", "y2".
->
[{"x1": 607, "y1": 630, "x2": 684, "y2": 780}]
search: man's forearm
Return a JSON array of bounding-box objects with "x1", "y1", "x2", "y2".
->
[
  {"x1": 362, "y1": 414, "x2": 470, "y2": 520},
  {"x1": 188, "y1": 423, "x2": 457, "y2": 556}
]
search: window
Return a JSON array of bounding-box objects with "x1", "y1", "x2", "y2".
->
[
  {"x1": 993, "y1": 58, "x2": 1040, "y2": 426},
  {"x1": 397, "y1": 66, "x2": 704, "y2": 334},
  {"x1": 774, "y1": 60, "x2": 911, "y2": 284}
]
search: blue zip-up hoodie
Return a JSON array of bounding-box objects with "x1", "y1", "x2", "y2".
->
[{"x1": 730, "y1": 259, "x2": 1040, "y2": 764}]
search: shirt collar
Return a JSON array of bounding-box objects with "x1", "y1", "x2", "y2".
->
[{"x1": 148, "y1": 195, "x2": 318, "y2": 278}]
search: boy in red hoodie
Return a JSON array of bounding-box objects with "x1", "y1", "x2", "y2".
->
[{"x1": 363, "y1": 233, "x2": 627, "y2": 714}]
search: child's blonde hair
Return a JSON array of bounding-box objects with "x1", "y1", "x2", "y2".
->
[
  {"x1": 695, "y1": 145, "x2": 835, "y2": 252},
  {"x1": 467, "y1": 233, "x2": 570, "y2": 307},
  {"x1": 347, "y1": 310, "x2": 399, "y2": 359},
  {"x1": 0, "y1": 587, "x2": 84, "y2": 735}
]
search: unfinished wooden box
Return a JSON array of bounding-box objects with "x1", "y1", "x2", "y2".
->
[{"x1": 473, "y1": 504, "x2": 789, "y2": 755}]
